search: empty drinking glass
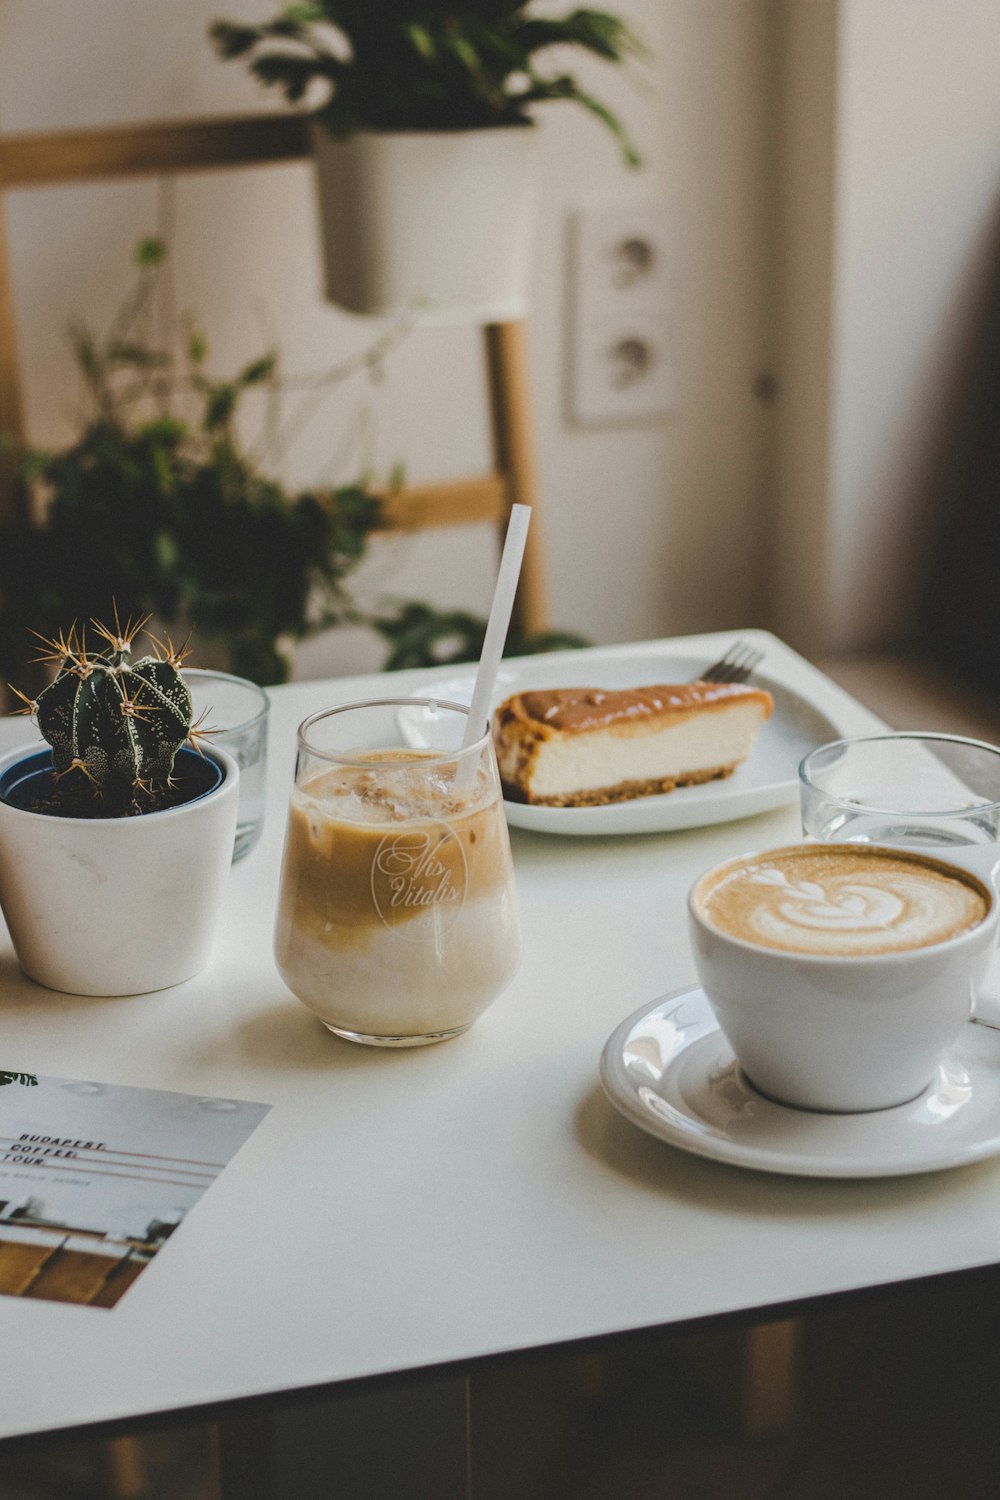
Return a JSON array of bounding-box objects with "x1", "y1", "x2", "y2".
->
[
  {"x1": 800, "y1": 733, "x2": 1000, "y2": 848},
  {"x1": 186, "y1": 669, "x2": 269, "y2": 860}
]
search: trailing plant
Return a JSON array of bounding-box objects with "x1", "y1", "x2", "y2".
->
[
  {"x1": 210, "y1": 1, "x2": 643, "y2": 164},
  {"x1": 0, "y1": 239, "x2": 390, "y2": 688},
  {"x1": 10, "y1": 611, "x2": 207, "y2": 818},
  {"x1": 371, "y1": 601, "x2": 586, "y2": 672},
  {"x1": 0, "y1": 238, "x2": 588, "y2": 691}
]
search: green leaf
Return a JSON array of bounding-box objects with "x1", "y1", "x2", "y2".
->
[
  {"x1": 69, "y1": 323, "x2": 102, "y2": 387},
  {"x1": 516, "y1": 74, "x2": 640, "y2": 165},
  {"x1": 153, "y1": 530, "x2": 181, "y2": 574},
  {"x1": 405, "y1": 22, "x2": 436, "y2": 60},
  {"x1": 20, "y1": 449, "x2": 51, "y2": 480},
  {"x1": 312, "y1": 93, "x2": 357, "y2": 138},
  {"x1": 151, "y1": 443, "x2": 175, "y2": 495},
  {"x1": 449, "y1": 35, "x2": 486, "y2": 80},
  {"x1": 251, "y1": 53, "x2": 326, "y2": 102},
  {"x1": 135, "y1": 237, "x2": 167, "y2": 268},
  {"x1": 208, "y1": 21, "x2": 262, "y2": 59},
  {"x1": 370, "y1": 602, "x2": 486, "y2": 671},
  {"x1": 281, "y1": 1, "x2": 325, "y2": 22},
  {"x1": 106, "y1": 342, "x2": 169, "y2": 369},
  {"x1": 237, "y1": 353, "x2": 278, "y2": 387},
  {"x1": 203, "y1": 384, "x2": 238, "y2": 431},
  {"x1": 0, "y1": 1072, "x2": 39, "y2": 1088},
  {"x1": 188, "y1": 327, "x2": 209, "y2": 365},
  {"x1": 570, "y1": 85, "x2": 641, "y2": 166},
  {"x1": 509, "y1": 627, "x2": 590, "y2": 656},
  {"x1": 138, "y1": 416, "x2": 188, "y2": 445},
  {"x1": 514, "y1": 11, "x2": 642, "y2": 64}
]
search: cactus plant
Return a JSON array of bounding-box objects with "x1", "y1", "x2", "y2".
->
[{"x1": 11, "y1": 610, "x2": 204, "y2": 817}]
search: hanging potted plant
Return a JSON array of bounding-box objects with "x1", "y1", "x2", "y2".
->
[
  {"x1": 0, "y1": 613, "x2": 239, "y2": 997},
  {"x1": 209, "y1": 2, "x2": 642, "y2": 320}
]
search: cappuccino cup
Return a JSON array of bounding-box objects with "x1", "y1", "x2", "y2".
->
[{"x1": 688, "y1": 842, "x2": 999, "y2": 1112}]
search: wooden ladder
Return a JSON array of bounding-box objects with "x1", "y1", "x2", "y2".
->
[{"x1": 0, "y1": 113, "x2": 549, "y2": 638}]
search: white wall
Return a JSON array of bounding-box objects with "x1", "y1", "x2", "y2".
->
[
  {"x1": 830, "y1": 0, "x2": 1000, "y2": 650},
  {"x1": 0, "y1": 0, "x2": 776, "y2": 677},
  {"x1": 772, "y1": 0, "x2": 1000, "y2": 657}
]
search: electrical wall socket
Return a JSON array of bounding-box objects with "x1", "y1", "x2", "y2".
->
[{"x1": 568, "y1": 200, "x2": 674, "y2": 426}]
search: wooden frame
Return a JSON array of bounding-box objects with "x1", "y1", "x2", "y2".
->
[{"x1": 0, "y1": 113, "x2": 548, "y2": 634}]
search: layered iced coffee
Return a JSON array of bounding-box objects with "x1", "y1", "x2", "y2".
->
[{"x1": 274, "y1": 702, "x2": 521, "y2": 1045}]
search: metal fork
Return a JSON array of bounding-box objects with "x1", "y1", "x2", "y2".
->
[{"x1": 695, "y1": 639, "x2": 764, "y2": 685}]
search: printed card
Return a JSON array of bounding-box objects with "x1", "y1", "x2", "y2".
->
[{"x1": 0, "y1": 1070, "x2": 269, "y2": 1308}]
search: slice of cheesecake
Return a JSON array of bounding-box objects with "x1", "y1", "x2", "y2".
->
[{"x1": 493, "y1": 682, "x2": 774, "y2": 808}]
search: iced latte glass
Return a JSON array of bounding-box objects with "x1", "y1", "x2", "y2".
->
[{"x1": 274, "y1": 699, "x2": 521, "y2": 1046}]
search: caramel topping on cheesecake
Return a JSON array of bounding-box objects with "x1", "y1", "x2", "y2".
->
[
  {"x1": 492, "y1": 680, "x2": 775, "y2": 807},
  {"x1": 496, "y1": 681, "x2": 772, "y2": 735}
]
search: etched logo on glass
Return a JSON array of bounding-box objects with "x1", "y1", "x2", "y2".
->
[{"x1": 371, "y1": 823, "x2": 468, "y2": 939}]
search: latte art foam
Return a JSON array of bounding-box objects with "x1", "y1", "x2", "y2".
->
[{"x1": 696, "y1": 846, "x2": 989, "y2": 955}]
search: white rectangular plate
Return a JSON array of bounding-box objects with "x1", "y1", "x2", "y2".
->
[{"x1": 407, "y1": 639, "x2": 850, "y2": 836}]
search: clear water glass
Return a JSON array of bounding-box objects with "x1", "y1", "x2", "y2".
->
[
  {"x1": 185, "y1": 669, "x2": 269, "y2": 860},
  {"x1": 800, "y1": 732, "x2": 1000, "y2": 848}
]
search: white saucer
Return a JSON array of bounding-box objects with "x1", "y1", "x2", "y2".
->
[{"x1": 599, "y1": 986, "x2": 1000, "y2": 1178}]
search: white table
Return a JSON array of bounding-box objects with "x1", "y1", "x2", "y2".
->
[{"x1": 1, "y1": 629, "x2": 998, "y2": 1451}]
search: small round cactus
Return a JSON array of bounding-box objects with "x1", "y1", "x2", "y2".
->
[{"x1": 12, "y1": 610, "x2": 204, "y2": 816}]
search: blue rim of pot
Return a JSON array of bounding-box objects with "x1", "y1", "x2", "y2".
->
[{"x1": 0, "y1": 746, "x2": 225, "y2": 817}]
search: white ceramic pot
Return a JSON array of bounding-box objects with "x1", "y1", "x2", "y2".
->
[
  {"x1": 311, "y1": 124, "x2": 541, "y2": 322},
  {"x1": 0, "y1": 744, "x2": 239, "y2": 996}
]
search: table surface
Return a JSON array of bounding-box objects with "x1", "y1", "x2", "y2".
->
[{"x1": 2, "y1": 628, "x2": 999, "y2": 1446}]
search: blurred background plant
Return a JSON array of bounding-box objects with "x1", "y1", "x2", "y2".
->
[
  {"x1": 371, "y1": 601, "x2": 584, "y2": 672},
  {"x1": 0, "y1": 237, "x2": 585, "y2": 689},
  {"x1": 0, "y1": 238, "x2": 382, "y2": 686},
  {"x1": 210, "y1": 0, "x2": 643, "y2": 164}
]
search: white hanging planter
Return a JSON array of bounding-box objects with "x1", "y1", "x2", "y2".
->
[
  {"x1": 0, "y1": 743, "x2": 239, "y2": 997},
  {"x1": 310, "y1": 124, "x2": 542, "y2": 323}
]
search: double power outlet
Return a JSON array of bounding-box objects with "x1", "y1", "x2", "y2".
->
[{"x1": 567, "y1": 199, "x2": 673, "y2": 426}]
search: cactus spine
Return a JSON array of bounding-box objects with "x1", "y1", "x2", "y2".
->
[{"x1": 15, "y1": 612, "x2": 198, "y2": 816}]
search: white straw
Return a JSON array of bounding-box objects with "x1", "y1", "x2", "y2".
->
[{"x1": 461, "y1": 503, "x2": 532, "y2": 753}]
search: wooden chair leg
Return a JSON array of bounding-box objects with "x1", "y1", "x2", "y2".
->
[
  {"x1": 484, "y1": 319, "x2": 550, "y2": 638},
  {"x1": 95, "y1": 1435, "x2": 148, "y2": 1499},
  {"x1": 742, "y1": 1317, "x2": 801, "y2": 1435}
]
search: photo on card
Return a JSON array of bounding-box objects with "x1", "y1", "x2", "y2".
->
[{"x1": 0, "y1": 1071, "x2": 269, "y2": 1308}]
